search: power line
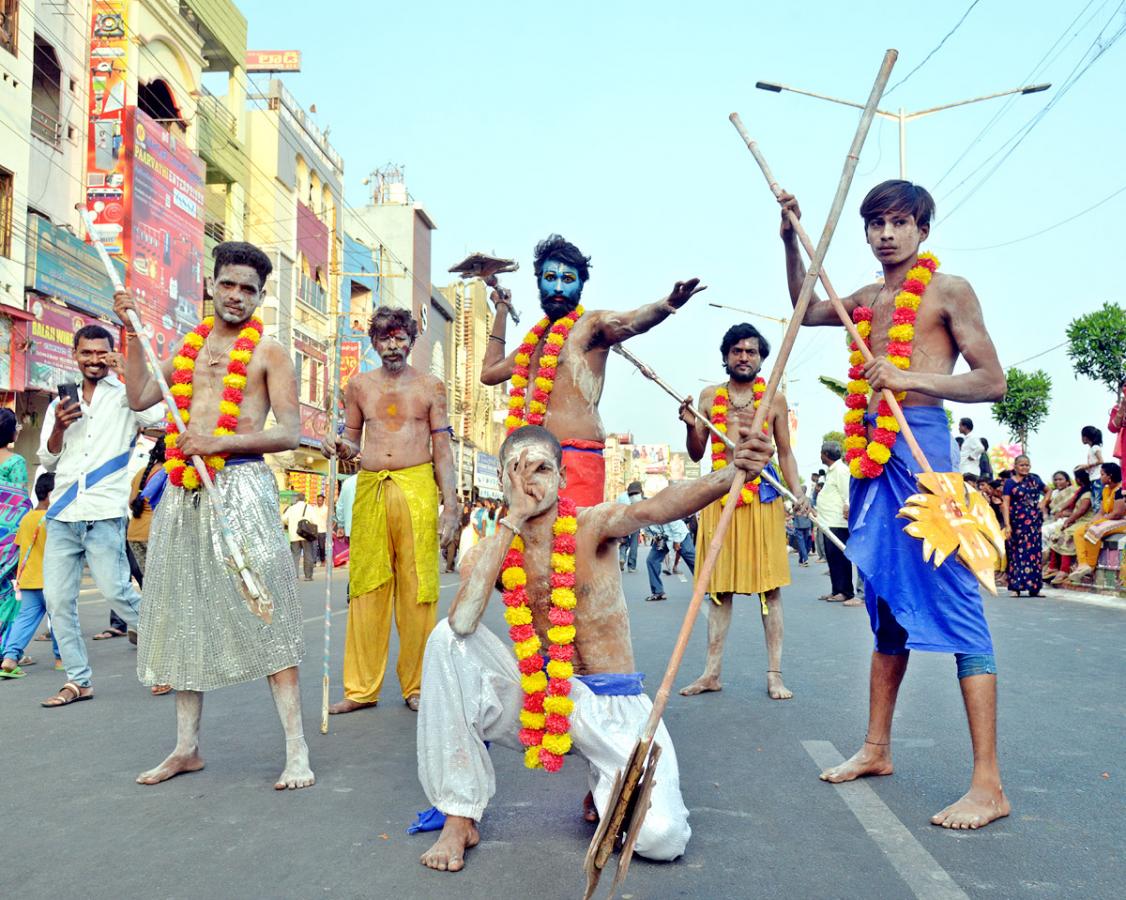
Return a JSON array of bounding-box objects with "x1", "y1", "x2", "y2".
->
[
  {"x1": 1005, "y1": 341, "x2": 1067, "y2": 369},
  {"x1": 884, "y1": 0, "x2": 983, "y2": 96}
]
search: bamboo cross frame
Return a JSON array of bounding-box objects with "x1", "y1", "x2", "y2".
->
[
  {"x1": 77, "y1": 207, "x2": 273, "y2": 622},
  {"x1": 584, "y1": 48, "x2": 899, "y2": 900},
  {"x1": 611, "y1": 343, "x2": 846, "y2": 553},
  {"x1": 728, "y1": 114, "x2": 932, "y2": 474}
]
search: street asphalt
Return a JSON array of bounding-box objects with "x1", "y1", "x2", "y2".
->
[{"x1": 1, "y1": 552, "x2": 1122, "y2": 900}]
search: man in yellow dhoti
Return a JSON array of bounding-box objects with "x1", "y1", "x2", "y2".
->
[
  {"x1": 323, "y1": 308, "x2": 459, "y2": 713},
  {"x1": 676, "y1": 324, "x2": 808, "y2": 701}
]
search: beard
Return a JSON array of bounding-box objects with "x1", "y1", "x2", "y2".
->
[
  {"x1": 216, "y1": 305, "x2": 253, "y2": 325},
  {"x1": 724, "y1": 361, "x2": 758, "y2": 383},
  {"x1": 539, "y1": 287, "x2": 582, "y2": 321}
]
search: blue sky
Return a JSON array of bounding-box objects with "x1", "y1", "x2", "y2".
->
[{"x1": 235, "y1": 0, "x2": 1126, "y2": 480}]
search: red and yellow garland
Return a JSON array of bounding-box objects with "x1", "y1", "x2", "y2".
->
[
  {"x1": 710, "y1": 379, "x2": 767, "y2": 506},
  {"x1": 500, "y1": 497, "x2": 579, "y2": 773},
  {"x1": 505, "y1": 306, "x2": 585, "y2": 434},
  {"x1": 843, "y1": 252, "x2": 938, "y2": 479},
  {"x1": 165, "y1": 316, "x2": 263, "y2": 490}
]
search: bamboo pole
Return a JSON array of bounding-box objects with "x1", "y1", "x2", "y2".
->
[
  {"x1": 611, "y1": 343, "x2": 846, "y2": 552},
  {"x1": 729, "y1": 114, "x2": 933, "y2": 474},
  {"x1": 78, "y1": 207, "x2": 273, "y2": 622}
]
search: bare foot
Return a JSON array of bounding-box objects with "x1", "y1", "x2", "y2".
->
[
  {"x1": 820, "y1": 745, "x2": 894, "y2": 783},
  {"x1": 328, "y1": 698, "x2": 377, "y2": 715},
  {"x1": 583, "y1": 791, "x2": 599, "y2": 823},
  {"x1": 767, "y1": 671, "x2": 793, "y2": 700},
  {"x1": 137, "y1": 750, "x2": 205, "y2": 785},
  {"x1": 931, "y1": 785, "x2": 1011, "y2": 830},
  {"x1": 420, "y1": 815, "x2": 480, "y2": 872},
  {"x1": 275, "y1": 737, "x2": 315, "y2": 790},
  {"x1": 679, "y1": 675, "x2": 722, "y2": 696}
]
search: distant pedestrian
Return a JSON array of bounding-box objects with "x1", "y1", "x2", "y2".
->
[
  {"x1": 617, "y1": 481, "x2": 643, "y2": 572},
  {"x1": 792, "y1": 507, "x2": 813, "y2": 566},
  {"x1": 816, "y1": 441, "x2": 857, "y2": 605},
  {"x1": 1068, "y1": 462, "x2": 1126, "y2": 584},
  {"x1": 1047, "y1": 470, "x2": 1097, "y2": 585},
  {"x1": 0, "y1": 408, "x2": 31, "y2": 642},
  {"x1": 283, "y1": 496, "x2": 318, "y2": 581},
  {"x1": 1079, "y1": 426, "x2": 1104, "y2": 506},
  {"x1": 38, "y1": 325, "x2": 164, "y2": 707},
  {"x1": 958, "y1": 418, "x2": 982, "y2": 475},
  {"x1": 1001, "y1": 455, "x2": 1045, "y2": 597},
  {"x1": 644, "y1": 517, "x2": 695, "y2": 602},
  {"x1": 1106, "y1": 379, "x2": 1126, "y2": 464},
  {"x1": 979, "y1": 437, "x2": 993, "y2": 481}
]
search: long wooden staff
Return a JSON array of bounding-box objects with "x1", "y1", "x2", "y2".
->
[
  {"x1": 78, "y1": 206, "x2": 274, "y2": 622},
  {"x1": 611, "y1": 343, "x2": 846, "y2": 553},
  {"x1": 320, "y1": 440, "x2": 339, "y2": 735},
  {"x1": 584, "y1": 48, "x2": 898, "y2": 900}
]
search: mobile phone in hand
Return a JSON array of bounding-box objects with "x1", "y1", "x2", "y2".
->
[{"x1": 57, "y1": 383, "x2": 81, "y2": 408}]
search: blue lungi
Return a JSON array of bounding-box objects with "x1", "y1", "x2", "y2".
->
[{"x1": 846, "y1": 406, "x2": 994, "y2": 656}]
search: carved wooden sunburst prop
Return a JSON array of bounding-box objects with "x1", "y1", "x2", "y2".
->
[{"x1": 898, "y1": 472, "x2": 1007, "y2": 594}]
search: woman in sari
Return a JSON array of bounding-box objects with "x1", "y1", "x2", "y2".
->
[
  {"x1": 0, "y1": 409, "x2": 32, "y2": 642},
  {"x1": 1001, "y1": 455, "x2": 1046, "y2": 597},
  {"x1": 1048, "y1": 470, "x2": 1097, "y2": 585},
  {"x1": 1068, "y1": 462, "x2": 1126, "y2": 584},
  {"x1": 1042, "y1": 471, "x2": 1081, "y2": 581}
]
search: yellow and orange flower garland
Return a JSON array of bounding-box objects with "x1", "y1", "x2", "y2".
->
[
  {"x1": 165, "y1": 316, "x2": 263, "y2": 490},
  {"x1": 710, "y1": 379, "x2": 767, "y2": 506},
  {"x1": 505, "y1": 306, "x2": 585, "y2": 433},
  {"x1": 500, "y1": 497, "x2": 579, "y2": 773},
  {"x1": 843, "y1": 252, "x2": 938, "y2": 479}
]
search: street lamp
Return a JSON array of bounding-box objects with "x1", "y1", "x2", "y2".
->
[{"x1": 754, "y1": 79, "x2": 1050, "y2": 178}]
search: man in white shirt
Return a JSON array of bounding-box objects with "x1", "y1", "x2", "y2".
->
[
  {"x1": 38, "y1": 324, "x2": 164, "y2": 706},
  {"x1": 644, "y1": 516, "x2": 695, "y2": 602},
  {"x1": 817, "y1": 441, "x2": 859, "y2": 606},
  {"x1": 958, "y1": 418, "x2": 982, "y2": 475},
  {"x1": 282, "y1": 496, "x2": 318, "y2": 581},
  {"x1": 311, "y1": 492, "x2": 329, "y2": 564}
]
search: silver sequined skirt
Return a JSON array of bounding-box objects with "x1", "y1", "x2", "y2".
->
[{"x1": 137, "y1": 461, "x2": 304, "y2": 691}]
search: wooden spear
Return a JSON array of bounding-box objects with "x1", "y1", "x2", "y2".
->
[
  {"x1": 611, "y1": 343, "x2": 846, "y2": 553},
  {"x1": 583, "y1": 48, "x2": 898, "y2": 900}
]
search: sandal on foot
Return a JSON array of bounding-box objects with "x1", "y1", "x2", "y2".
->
[
  {"x1": 92, "y1": 628, "x2": 127, "y2": 640},
  {"x1": 151, "y1": 684, "x2": 173, "y2": 696},
  {"x1": 18, "y1": 655, "x2": 36, "y2": 666},
  {"x1": 0, "y1": 667, "x2": 26, "y2": 679},
  {"x1": 405, "y1": 694, "x2": 420, "y2": 712},
  {"x1": 41, "y1": 682, "x2": 92, "y2": 708}
]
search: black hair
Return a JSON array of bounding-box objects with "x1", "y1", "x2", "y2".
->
[
  {"x1": 131, "y1": 440, "x2": 166, "y2": 518},
  {"x1": 964, "y1": 473, "x2": 979, "y2": 485},
  {"x1": 956, "y1": 436, "x2": 964, "y2": 447},
  {"x1": 959, "y1": 417, "x2": 973, "y2": 430},
  {"x1": 720, "y1": 322, "x2": 771, "y2": 360},
  {"x1": 981, "y1": 437, "x2": 989, "y2": 450},
  {"x1": 34, "y1": 471, "x2": 55, "y2": 502},
  {"x1": 499, "y1": 424, "x2": 563, "y2": 469},
  {"x1": 1082, "y1": 425, "x2": 1103, "y2": 445},
  {"x1": 0, "y1": 408, "x2": 16, "y2": 446},
  {"x1": 860, "y1": 180, "x2": 936, "y2": 229},
  {"x1": 73, "y1": 323, "x2": 114, "y2": 350},
  {"x1": 213, "y1": 241, "x2": 272, "y2": 289},
  {"x1": 1051, "y1": 470, "x2": 1072, "y2": 485},
  {"x1": 1101, "y1": 461, "x2": 1121, "y2": 482},
  {"x1": 1074, "y1": 469, "x2": 1092, "y2": 489},
  {"x1": 533, "y1": 234, "x2": 592, "y2": 283},
  {"x1": 368, "y1": 306, "x2": 419, "y2": 345}
]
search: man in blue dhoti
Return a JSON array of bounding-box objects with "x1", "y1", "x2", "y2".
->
[{"x1": 780, "y1": 180, "x2": 1011, "y2": 830}]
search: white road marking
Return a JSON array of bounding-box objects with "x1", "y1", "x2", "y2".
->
[{"x1": 802, "y1": 740, "x2": 969, "y2": 900}]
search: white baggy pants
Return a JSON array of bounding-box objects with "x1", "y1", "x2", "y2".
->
[{"x1": 417, "y1": 620, "x2": 691, "y2": 861}]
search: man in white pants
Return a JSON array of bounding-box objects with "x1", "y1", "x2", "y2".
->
[{"x1": 415, "y1": 423, "x2": 773, "y2": 872}]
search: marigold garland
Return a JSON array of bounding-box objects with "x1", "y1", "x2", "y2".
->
[
  {"x1": 500, "y1": 497, "x2": 579, "y2": 772},
  {"x1": 843, "y1": 252, "x2": 938, "y2": 479},
  {"x1": 164, "y1": 316, "x2": 263, "y2": 490},
  {"x1": 505, "y1": 306, "x2": 585, "y2": 433},
  {"x1": 710, "y1": 379, "x2": 767, "y2": 506}
]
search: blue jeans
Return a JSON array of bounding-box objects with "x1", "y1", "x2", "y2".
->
[
  {"x1": 645, "y1": 534, "x2": 696, "y2": 596},
  {"x1": 44, "y1": 517, "x2": 142, "y2": 687},
  {"x1": 794, "y1": 527, "x2": 812, "y2": 563},
  {"x1": 1, "y1": 588, "x2": 60, "y2": 662},
  {"x1": 619, "y1": 532, "x2": 639, "y2": 571}
]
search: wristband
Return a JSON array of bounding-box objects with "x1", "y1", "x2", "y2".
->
[{"x1": 499, "y1": 516, "x2": 521, "y2": 536}]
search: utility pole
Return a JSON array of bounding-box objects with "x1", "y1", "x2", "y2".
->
[{"x1": 754, "y1": 80, "x2": 1050, "y2": 178}]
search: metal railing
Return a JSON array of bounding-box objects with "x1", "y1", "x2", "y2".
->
[{"x1": 31, "y1": 106, "x2": 61, "y2": 146}]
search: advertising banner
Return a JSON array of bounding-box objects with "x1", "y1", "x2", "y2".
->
[
  {"x1": 24, "y1": 299, "x2": 105, "y2": 390},
  {"x1": 340, "y1": 339, "x2": 361, "y2": 391},
  {"x1": 125, "y1": 107, "x2": 206, "y2": 360},
  {"x1": 26, "y1": 215, "x2": 125, "y2": 320},
  {"x1": 299, "y1": 402, "x2": 328, "y2": 448},
  {"x1": 246, "y1": 50, "x2": 302, "y2": 72},
  {"x1": 474, "y1": 451, "x2": 502, "y2": 499},
  {"x1": 86, "y1": 1, "x2": 130, "y2": 255}
]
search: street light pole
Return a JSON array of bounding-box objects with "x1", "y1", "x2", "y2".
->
[{"x1": 755, "y1": 80, "x2": 1050, "y2": 178}]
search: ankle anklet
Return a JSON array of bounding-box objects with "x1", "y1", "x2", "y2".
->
[{"x1": 863, "y1": 737, "x2": 889, "y2": 746}]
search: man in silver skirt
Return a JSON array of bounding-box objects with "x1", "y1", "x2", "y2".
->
[{"x1": 115, "y1": 242, "x2": 314, "y2": 790}]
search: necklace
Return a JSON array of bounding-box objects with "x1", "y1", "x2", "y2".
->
[
  {"x1": 204, "y1": 334, "x2": 237, "y2": 367},
  {"x1": 165, "y1": 316, "x2": 263, "y2": 490},
  {"x1": 843, "y1": 252, "x2": 938, "y2": 479},
  {"x1": 710, "y1": 378, "x2": 767, "y2": 506},
  {"x1": 505, "y1": 306, "x2": 584, "y2": 433},
  {"x1": 500, "y1": 497, "x2": 579, "y2": 773}
]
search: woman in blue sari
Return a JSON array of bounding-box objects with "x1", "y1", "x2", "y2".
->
[
  {"x1": 0, "y1": 409, "x2": 32, "y2": 639},
  {"x1": 1001, "y1": 455, "x2": 1046, "y2": 597}
]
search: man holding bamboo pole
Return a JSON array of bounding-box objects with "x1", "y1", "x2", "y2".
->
[
  {"x1": 116, "y1": 241, "x2": 314, "y2": 790},
  {"x1": 677, "y1": 323, "x2": 807, "y2": 701},
  {"x1": 415, "y1": 424, "x2": 775, "y2": 872},
  {"x1": 779, "y1": 180, "x2": 1011, "y2": 829}
]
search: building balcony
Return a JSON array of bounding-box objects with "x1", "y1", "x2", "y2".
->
[
  {"x1": 196, "y1": 88, "x2": 248, "y2": 187},
  {"x1": 30, "y1": 106, "x2": 61, "y2": 147},
  {"x1": 179, "y1": 0, "x2": 246, "y2": 73}
]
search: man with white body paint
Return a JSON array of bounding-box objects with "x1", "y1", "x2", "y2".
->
[{"x1": 415, "y1": 423, "x2": 775, "y2": 872}]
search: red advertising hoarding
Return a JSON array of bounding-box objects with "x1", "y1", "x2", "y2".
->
[
  {"x1": 246, "y1": 50, "x2": 302, "y2": 72},
  {"x1": 24, "y1": 299, "x2": 107, "y2": 391}
]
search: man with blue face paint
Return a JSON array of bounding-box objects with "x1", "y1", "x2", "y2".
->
[{"x1": 482, "y1": 234, "x2": 705, "y2": 507}]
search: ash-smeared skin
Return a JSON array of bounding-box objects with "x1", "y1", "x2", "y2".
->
[
  {"x1": 116, "y1": 264, "x2": 313, "y2": 791},
  {"x1": 480, "y1": 261, "x2": 706, "y2": 443}
]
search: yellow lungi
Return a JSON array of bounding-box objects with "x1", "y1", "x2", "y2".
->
[
  {"x1": 694, "y1": 493, "x2": 790, "y2": 595},
  {"x1": 345, "y1": 464, "x2": 440, "y2": 703}
]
